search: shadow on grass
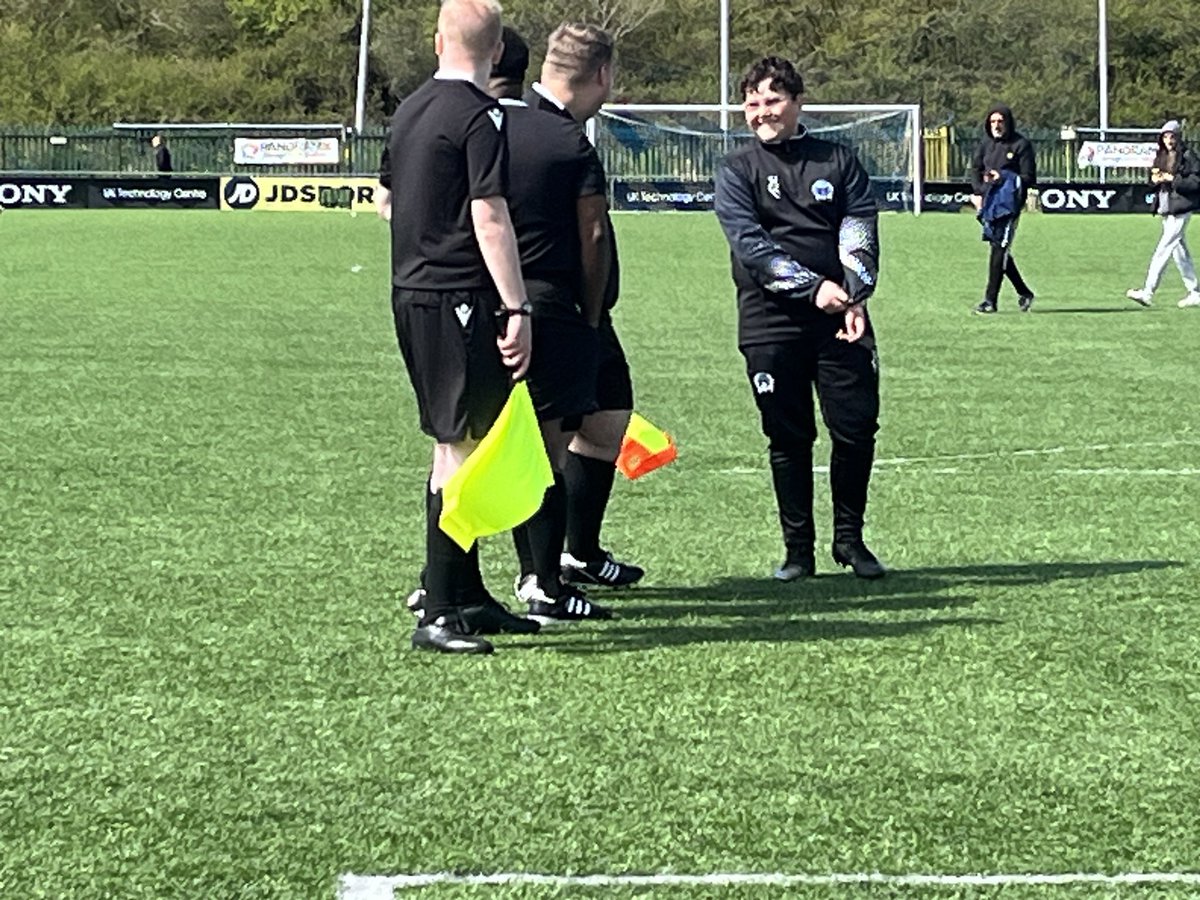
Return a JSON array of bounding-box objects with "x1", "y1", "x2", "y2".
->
[
  {"x1": 514, "y1": 614, "x2": 999, "y2": 654},
  {"x1": 507, "y1": 559, "x2": 1182, "y2": 654},
  {"x1": 626, "y1": 558, "x2": 1182, "y2": 610}
]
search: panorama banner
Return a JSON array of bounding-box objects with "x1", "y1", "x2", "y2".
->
[
  {"x1": 233, "y1": 137, "x2": 342, "y2": 166},
  {"x1": 1077, "y1": 141, "x2": 1157, "y2": 169}
]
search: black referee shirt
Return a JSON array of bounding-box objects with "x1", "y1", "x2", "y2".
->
[
  {"x1": 502, "y1": 101, "x2": 606, "y2": 285},
  {"x1": 386, "y1": 77, "x2": 508, "y2": 290},
  {"x1": 524, "y1": 86, "x2": 620, "y2": 310},
  {"x1": 715, "y1": 132, "x2": 877, "y2": 346}
]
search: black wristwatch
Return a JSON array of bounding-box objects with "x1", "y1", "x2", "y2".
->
[{"x1": 496, "y1": 301, "x2": 533, "y2": 318}]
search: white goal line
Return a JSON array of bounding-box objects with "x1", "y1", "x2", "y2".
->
[{"x1": 339, "y1": 870, "x2": 1200, "y2": 897}]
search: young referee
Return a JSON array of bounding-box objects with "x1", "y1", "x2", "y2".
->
[
  {"x1": 714, "y1": 56, "x2": 886, "y2": 581},
  {"x1": 385, "y1": 0, "x2": 533, "y2": 654}
]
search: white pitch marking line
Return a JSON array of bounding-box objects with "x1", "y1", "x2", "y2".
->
[
  {"x1": 1058, "y1": 468, "x2": 1200, "y2": 476},
  {"x1": 716, "y1": 439, "x2": 1200, "y2": 476},
  {"x1": 339, "y1": 871, "x2": 1200, "y2": 897}
]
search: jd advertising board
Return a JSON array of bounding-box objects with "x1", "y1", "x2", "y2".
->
[{"x1": 220, "y1": 176, "x2": 381, "y2": 212}]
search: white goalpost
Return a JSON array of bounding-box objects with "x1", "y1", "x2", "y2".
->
[{"x1": 590, "y1": 102, "x2": 924, "y2": 214}]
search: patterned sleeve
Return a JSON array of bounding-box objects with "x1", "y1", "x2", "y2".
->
[
  {"x1": 838, "y1": 147, "x2": 879, "y2": 302},
  {"x1": 714, "y1": 156, "x2": 823, "y2": 302}
]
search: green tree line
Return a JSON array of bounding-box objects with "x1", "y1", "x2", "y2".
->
[{"x1": 0, "y1": 0, "x2": 1195, "y2": 129}]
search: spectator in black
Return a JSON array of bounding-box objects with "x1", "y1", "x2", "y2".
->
[
  {"x1": 970, "y1": 104, "x2": 1036, "y2": 314},
  {"x1": 151, "y1": 134, "x2": 173, "y2": 173},
  {"x1": 385, "y1": 0, "x2": 532, "y2": 655},
  {"x1": 714, "y1": 56, "x2": 885, "y2": 581},
  {"x1": 525, "y1": 23, "x2": 645, "y2": 590}
]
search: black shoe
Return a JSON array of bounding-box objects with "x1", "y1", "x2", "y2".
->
[
  {"x1": 773, "y1": 554, "x2": 816, "y2": 581},
  {"x1": 561, "y1": 550, "x2": 644, "y2": 587},
  {"x1": 460, "y1": 597, "x2": 541, "y2": 635},
  {"x1": 518, "y1": 575, "x2": 613, "y2": 623},
  {"x1": 411, "y1": 616, "x2": 494, "y2": 654},
  {"x1": 832, "y1": 540, "x2": 887, "y2": 579},
  {"x1": 407, "y1": 588, "x2": 539, "y2": 635},
  {"x1": 973, "y1": 299, "x2": 997, "y2": 315},
  {"x1": 1018, "y1": 293, "x2": 1035, "y2": 312}
]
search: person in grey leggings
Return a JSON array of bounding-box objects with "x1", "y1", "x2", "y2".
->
[{"x1": 1127, "y1": 120, "x2": 1200, "y2": 309}]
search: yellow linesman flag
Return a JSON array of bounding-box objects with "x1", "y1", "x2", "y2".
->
[
  {"x1": 616, "y1": 412, "x2": 678, "y2": 480},
  {"x1": 439, "y1": 382, "x2": 554, "y2": 551}
]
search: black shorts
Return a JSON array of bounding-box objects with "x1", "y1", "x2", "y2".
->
[
  {"x1": 593, "y1": 312, "x2": 634, "y2": 412},
  {"x1": 524, "y1": 280, "x2": 599, "y2": 427},
  {"x1": 392, "y1": 287, "x2": 511, "y2": 443},
  {"x1": 740, "y1": 321, "x2": 879, "y2": 448}
]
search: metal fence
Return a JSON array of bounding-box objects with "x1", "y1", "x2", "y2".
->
[
  {"x1": 0, "y1": 124, "x2": 1155, "y2": 185},
  {"x1": 0, "y1": 125, "x2": 388, "y2": 177},
  {"x1": 937, "y1": 126, "x2": 1153, "y2": 184}
]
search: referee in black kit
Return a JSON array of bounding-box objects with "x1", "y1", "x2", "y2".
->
[
  {"x1": 525, "y1": 23, "x2": 645, "y2": 590},
  {"x1": 486, "y1": 27, "x2": 615, "y2": 622},
  {"x1": 386, "y1": 0, "x2": 533, "y2": 655},
  {"x1": 714, "y1": 56, "x2": 886, "y2": 581}
]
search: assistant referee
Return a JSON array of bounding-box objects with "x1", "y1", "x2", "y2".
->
[{"x1": 386, "y1": 0, "x2": 532, "y2": 654}]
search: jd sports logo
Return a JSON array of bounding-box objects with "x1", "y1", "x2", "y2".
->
[
  {"x1": 224, "y1": 177, "x2": 260, "y2": 209},
  {"x1": 752, "y1": 372, "x2": 775, "y2": 395}
]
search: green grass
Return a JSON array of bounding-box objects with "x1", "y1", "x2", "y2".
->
[{"x1": 1, "y1": 209, "x2": 1198, "y2": 899}]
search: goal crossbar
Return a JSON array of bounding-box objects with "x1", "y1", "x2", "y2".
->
[{"x1": 593, "y1": 103, "x2": 924, "y2": 214}]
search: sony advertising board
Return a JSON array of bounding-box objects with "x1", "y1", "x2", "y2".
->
[
  {"x1": 1035, "y1": 183, "x2": 1155, "y2": 214},
  {"x1": 0, "y1": 178, "x2": 87, "y2": 209}
]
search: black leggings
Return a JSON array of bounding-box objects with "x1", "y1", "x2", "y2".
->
[{"x1": 985, "y1": 243, "x2": 1032, "y2": 304}]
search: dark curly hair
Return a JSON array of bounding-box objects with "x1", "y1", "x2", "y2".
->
[{"x1": 738, "y1": 56, "x2": 804, "y2": 98}]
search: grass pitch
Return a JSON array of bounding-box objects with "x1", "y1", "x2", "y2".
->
[{"x1": 1, "y1": 209, "x2": 1198, "y2": 898}]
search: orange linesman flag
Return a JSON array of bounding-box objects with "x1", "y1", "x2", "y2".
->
[{"x1": 616, "y1": 412, "x2": 677, "y2": 480}]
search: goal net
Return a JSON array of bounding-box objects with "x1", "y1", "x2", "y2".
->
[{"x1": 591, "y1": 103, "x2": 923, "y2": 213}]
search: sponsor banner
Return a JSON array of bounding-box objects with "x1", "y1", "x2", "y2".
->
[
  {"x1": 913, "y1": 181, "x2": 978, "y2": 213},
  {"x1": 612, "y1": 179, "x2": 715, "y2": 211},
  {"x1": 1036, "y1": 182, "x2": 1155, "y2": 214},
  {"x1": 220, "y1": 176, "x2": 379, "y2": 212},
  {"x1": 0, "y1": 177, "x2": 87, "y2": 209},
  {"x1": 612, "y1": 177, "x2": 917, "y2": 212},
  {"x1": 871, "y1": 178, "x2": 916, "y2": 211},
  {"x1": 234, "y1": 137, "x2": 341, "y2": 166},
  {"x1": 87, "y1": 177, "x2": 220, "y2": 209},
  {"x1": 883, "y1": 181, "x2": 1155, "y2": 214},
  {"x1": 1077, "y1": 140, "x2": 1156, "y2": 169}
]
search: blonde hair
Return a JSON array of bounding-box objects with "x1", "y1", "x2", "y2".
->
[
  {"x1": 438, "y1": 0, "x2": 503, "y2": 59},
  {"x1": 544, "y1": 23, "x2": 613, "y2": 85}
]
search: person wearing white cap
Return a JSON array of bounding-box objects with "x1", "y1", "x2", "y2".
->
[{"x1": 1126, "y1": 119, "x2": 1200, "y2": 309}]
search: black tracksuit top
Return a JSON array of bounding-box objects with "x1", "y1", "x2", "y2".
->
[{"x1": 715, "y1": 130, "x2": 877, "y2": 347}]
